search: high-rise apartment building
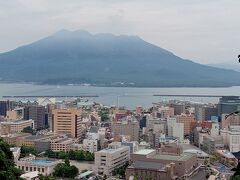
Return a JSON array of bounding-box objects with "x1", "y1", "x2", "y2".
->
[
  {"x1": 195, "y1": 105, "x2": 218, "y2": 121},
  {"x1": 29, "y1": 105, "x2": 46, "y2": 130},
  {"x1": 112, "y1": 118, "x2": 139, "y2": 141},
  {"x1": 167, "y1": 118, "x2": 184, "y2": 141},
  {"x1": 0, "y1": 100, "x2": 14, "y2": 116},
  {"x1": 52, "y1": 108, "x2": 82, "y2": 138},
  {"x1": 218, "y1": 96, "x2": 240, "y2": 117},
  {"x1": 176, "y1": 115, "x2": 195, "y2": 135}
]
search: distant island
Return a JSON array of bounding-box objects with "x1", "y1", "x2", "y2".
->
[{"x1": 0, "y1": 29, "x2": 240, "y2": 87}]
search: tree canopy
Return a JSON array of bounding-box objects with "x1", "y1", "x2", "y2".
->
[
  {"x1": 0, "y1": 138, "x2": 23, "y2": 180},
  {"x1": 45, "y1": 149, "x2": 94, "y2": 161},
  {"x1": 53, "y1": 158, "x2": 79, "y2": 179}
]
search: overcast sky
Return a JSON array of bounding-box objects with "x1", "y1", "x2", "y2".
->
[{"x1": 0, "y1": 0, "x2": 239, "y2": 64}]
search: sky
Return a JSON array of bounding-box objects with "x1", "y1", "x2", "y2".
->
[{"x1": 0, "y1": 0, "x2": 240, "y2": 64}]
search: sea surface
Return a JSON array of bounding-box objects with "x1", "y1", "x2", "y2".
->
[{"x1": 0, "y1": 83, "x2": 240, "y2": 109}]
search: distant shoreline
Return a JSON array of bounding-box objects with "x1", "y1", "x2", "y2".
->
[{"x1": 0, "y1": 80, "x2": 234, "y2": 88}]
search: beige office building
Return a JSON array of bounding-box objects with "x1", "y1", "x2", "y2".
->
[
  {"x1": 93, "y1": 142, "x2": 130, "y2": 176},
  {"x1": 50, "y1": 137, "x2": 76, "y2": 152},
  {"x1": 52, "y1": 108, "x2": 81, "y2": 138},
  {"x1": 112, "y1": 119, "x2": 139, "y2": 141},
  {"x1": 0, "y1": 119, "x2": 34, "y2": 135},
  {"x1": 176, "y1": 114, "x2": 195, "y2": 135}
]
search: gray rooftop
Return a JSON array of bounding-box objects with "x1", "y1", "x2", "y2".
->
[
  {"x1": 89, "y1": 126, "x2": 99, "y2": 133},
  {"x1": 130, "y1": 161, "x2": 165, "y2": 170}
]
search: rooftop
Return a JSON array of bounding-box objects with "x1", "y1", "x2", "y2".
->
[
  {"x1": 153, "y1": 153, "x2": 195, "y2": 161},
  {"x1": 181, "y1": 144, "x2": 209, "y2": 157},
  {"x1": 98, "y1": 146, "x2": 128, "y2": 154},
  {"x1": 134, "y1": 149, "x2": 155, "y2": 155},
  {"x1": 31, "y1": 159, "x2": 55, "y2": 166},
  {"x1": 20, "y1": 171, "x2": 39, "y2": 179},
  {"x1": 89, "y1": 126, "x2": 99, "y2": 133},
  {"x1": 130, "y1": 160, "x2": 165, "y2": 170},
  {"x1": 216, "y1": 150, "x2": 236, "y2": 159},
  {"x1": 0, "y1": 119, "x2": 33, "y2": 124}
]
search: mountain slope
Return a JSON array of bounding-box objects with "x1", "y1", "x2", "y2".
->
[
  {"x1": 0, "y1": 30, "x2": 240, "y2": 87},
  {"x1": 208, "y1": 62, "x2": 240, "y2": 72}
]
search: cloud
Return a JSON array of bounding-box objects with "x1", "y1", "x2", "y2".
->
[{"x1": 0, "y1": 0, "x2": 239, "y2": 64}]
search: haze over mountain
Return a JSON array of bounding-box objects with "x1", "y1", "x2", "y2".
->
[
  {"x1": 0, "y1": 30, "x2": 239, "y2": 87},
  {"x1": 208, "y1": 62, "x2": 240, "y2": 72}
]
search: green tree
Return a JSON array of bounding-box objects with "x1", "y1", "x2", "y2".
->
[
  {"x1": 99, "y1": 110, "x2": 109, "y2": 122},
  {"x1": 20, "y1": 146, "x2": 37, "y2": 157},
  {"x1": 22, "y1": 126, "x2": 33, "y2": 133},
  {"x1": 232, "y1": 163, "x2": 240, "y2": 178},
  {"x1": 58, "y1": 151, "x2": 67, "y2": 159},
  {"x1": 231, "y1": 175, "x2": 240, "y2": 180},
  {"x1": 0, "y1": 138, "x2": 23, "y2": 180},
  {"x1": 68, "y1": 150, "x2": 76, "y2": 160},
  {"x1": 38, "y1": 174, "x2": 55, "y2": 180},
  {"x1": 53, "y1": 158, "x2": 79, "y2": 179},
  {"x1": 45, "y1": 149, "x2": 58, "y2": 158}
]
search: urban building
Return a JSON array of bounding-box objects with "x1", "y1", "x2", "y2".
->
[
  {"x1": 221, "y1": 126, "x2": 240, "y2": 152},
  {"x1": 222, "y1": 114, "x2": 240, "y2": 129},
  {"x1": 131, "y1": 145, "x2": 198, "y2": 178},
  {"x1": 195, "y1": 104, "x2": 217, "y2": 121},
  {"x1": 215, "y1": 150, "x2": 237, "y2": 165},
  {"x1": 126, "y1": 160, "x2": 175, "y2": 180},
  {"x1": 167, "y1": 118, "x2": 184, "y2": 141},
  {"x1": 6, "y1": 107, "x2": 24, "y2": 120},
  {"x1": 50, "y1": 136, "x2": 77, "y2": 152},
  {"x1": 181, "y1": 144, "x2": 210, "y2": 164},
  {"x1": 83, "y1": 139, "x2": 98, "y2": 153},
  {"x1": 218, "y1": 96, "x2": 240, "y2": 117},
  {"x1": 16, "y1": 155, "x2": 61, "y2": 176},
  {"x1": 10, "y1": 147, "x2": 21, "y2": 162},
  {"x1": 52, "y1": 108, "x2": 82, "y2": 138},
  {"x1": 169, "y1": 102, "x2": 186, "y2": 115},
  {"x1": 93, "y1": 142, "x2": 130, "y2": 176},
  {"x1": 201, "y1": 135, "x2": 224, "y2": 154},
  {"x1": 157, "y1": 106, "x2": 174, "y2": 119},
  {"x1": 0, "y1": 119, "x2": 34, "y2": 135},
  {"x1": 111, "y1": 118, "x2": 139, "y2": 141},
  {"x1": 29, "y1": 105, "x2": 46, "y2": 130},
  {"x1": 176, "y1": 114, "x2": 195, "y2": 135},
  {"x1": 121, "y1": 141, "x2": 139, "y2": 153},
  {"x1": 0, "y1": 100, "x2": 14, "y2": 116}
]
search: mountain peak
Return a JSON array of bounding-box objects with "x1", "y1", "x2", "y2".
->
[
  {"x1": 53, "y1": 29, "x2": 92, "y2": 38},
  {"x1": 0, "y1": 30, "x2": 240, "y2": 87}
]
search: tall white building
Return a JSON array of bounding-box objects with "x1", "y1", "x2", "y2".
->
[
  {"x1": 221, "y1": 126, "x2": 240, "y2": 152},
  {"x1": 211, "y1": 122, "x2": 220, "y2": 137},
  {"x1": 93, "y1": 142, "x2": 130, "y2": 176},
  {"x1": 167, "y1": 118, "x2": 184, "y2": 141}
]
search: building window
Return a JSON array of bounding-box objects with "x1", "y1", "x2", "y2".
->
[
  {"x1": 42, "y1": 168, "x2": 44, "y2": 172},
  {"x1": 34, "y1": 167, "x2": 36, "y2": 171},
  {"x1": 26, "y1": 167, "x2": 28, "y2": 171},
  {"x1": 22, "y1": 166, "x2": 24, "y2": 170},
  {"x1": 38, "y1": 168, "x2": 40, "y2": 172}
]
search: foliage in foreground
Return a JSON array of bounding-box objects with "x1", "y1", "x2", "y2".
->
[
  {"x1": 0, "y1": 138, "x2": 23, "y2": 180},
  {"x1": 53, "y1": 158, "x2": 79, "y2": 179},
  {"x1": 112, "y1": 161, "x2": 129, "y2": 178}
]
